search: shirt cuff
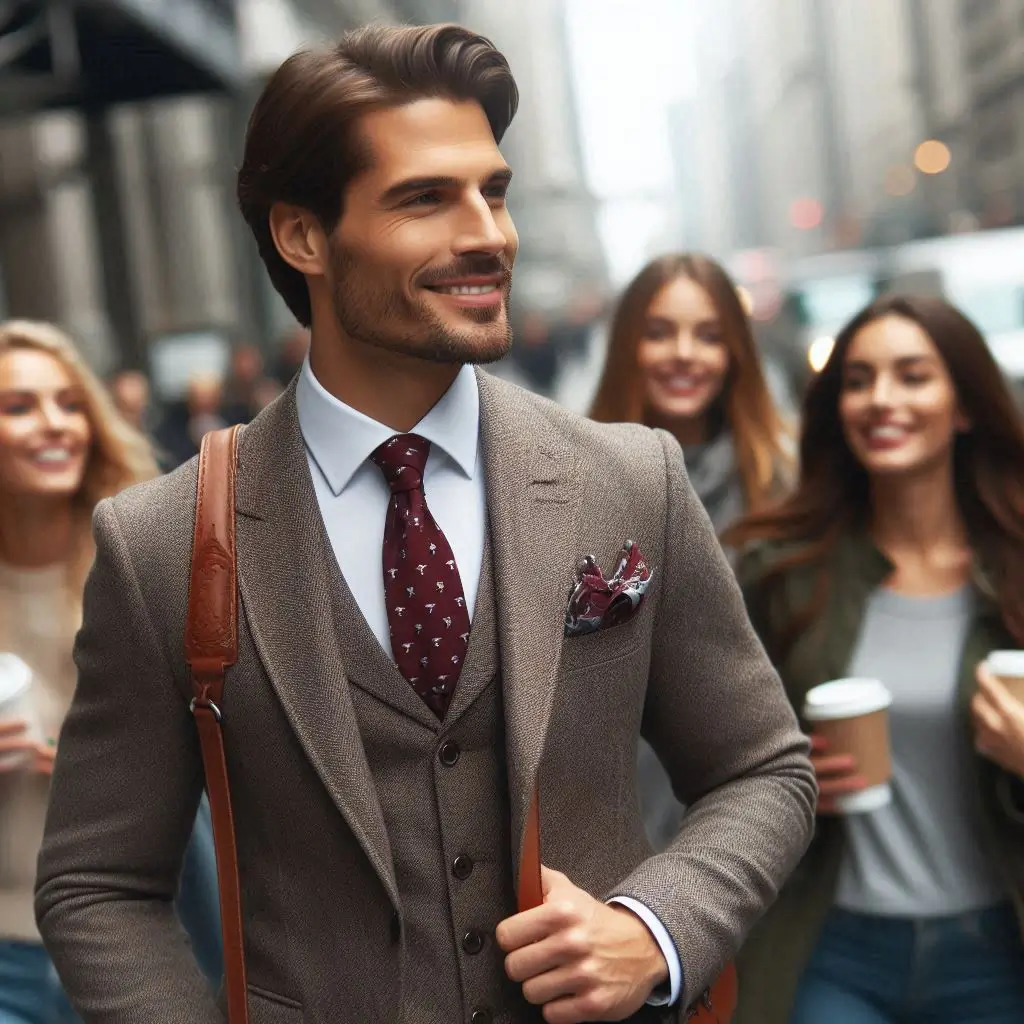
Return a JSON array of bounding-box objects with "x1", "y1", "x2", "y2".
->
[{"x1": 606, "y1": 896, "x2": 682, "y2": 1007}]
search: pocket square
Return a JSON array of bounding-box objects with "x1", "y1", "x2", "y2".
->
[{"x1": 564, "y1": 540, "x2": 654, "y2": 637}]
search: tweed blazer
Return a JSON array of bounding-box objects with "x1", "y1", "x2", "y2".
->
[{"x1": 35, "y1": 371, "x2": 815, "y2": 1023}]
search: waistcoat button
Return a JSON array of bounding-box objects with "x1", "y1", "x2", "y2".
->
[
  {"x1": 462, "y1": 929, "x2": 485, "y2": 955},
  {"x1": 438, "y1": 740, "x2": 460, "y2": 766},
  {"x1": 452, "y1": 855, "x2": 474, "y2": 880}
]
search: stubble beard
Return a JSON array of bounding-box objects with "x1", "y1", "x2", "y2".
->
[{"x1": 329, "y1": 245, "x2": 513, "y2": 366}]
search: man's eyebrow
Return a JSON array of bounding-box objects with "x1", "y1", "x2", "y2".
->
[{"x1": 379, "y1": 167, "x2": 514, "y2": 205}]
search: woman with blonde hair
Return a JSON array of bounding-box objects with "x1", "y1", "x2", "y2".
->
[
  {"x1": 591, "y1": 253, "x2": 794, "y2": 851},
  {"x1": 0, "y1": 321, "x2": 218, "y2": 1022}
]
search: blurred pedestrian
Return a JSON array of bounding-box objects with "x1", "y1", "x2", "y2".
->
[
  {"x1": 108, "y1": 369, "x2": 152, "y2": 433},
  {"x1": 270, "y1": 327, "x2": 308, "y2": 387},
  {"x1": 0, "y1": 321, "x2": 157, "y2": 1022},
  {"x1": 727, "y1": 295, "x2": 1024, "y2": 1024},
  {"x1": 154, "y1": 373, "x2": 227, "y2": 469},
  {"x1": 590, "y1": 252, "x2": 794, "y2": 851},
  {"x1": 592, "y1": 253, "x2": 793, "y2": 533},
  {"x1": 222, "y1": 344, "x2": 276, "y2": 426},
  {"x1": 0, "y1": 321, "x2": 222, "y2": 1023}
]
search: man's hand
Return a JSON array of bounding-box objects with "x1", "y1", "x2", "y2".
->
[
  {"x1": 972, "y1": 662, "x2": 1024, "y2": 779},
  {"x1": 495, "y1": 865, "x2": 668, "y2": 1023}
]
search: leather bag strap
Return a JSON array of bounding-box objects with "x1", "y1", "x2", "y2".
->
[
  {"x1": 517, "y1": 789, "x2": 543, "y2": 912},
  {"x1": 184, "y1": 425, "x2": 248, "y2": 1024}
]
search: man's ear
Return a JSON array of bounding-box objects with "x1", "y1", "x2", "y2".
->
[{"x1": 269, "y1": 203, "x2": 329, "y2": 276}]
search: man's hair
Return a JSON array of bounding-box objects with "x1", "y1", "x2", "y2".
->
[{"x1": 236, "y1": 23, "x2": 519, "y2": 327}]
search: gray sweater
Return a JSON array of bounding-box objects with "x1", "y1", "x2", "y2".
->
[{"x1": 835, "y1": 585, "x2": 1005, "y2": 917}]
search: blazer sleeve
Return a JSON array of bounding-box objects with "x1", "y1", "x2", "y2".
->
[
  {"x1": 609, "y1": 429, "x2": 817, "y2": 1009},
  {"x1": 35, "y1": 499, "x2": 222, "y2": 1023}
]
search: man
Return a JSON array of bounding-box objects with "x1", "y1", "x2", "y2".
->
[{"x1": 36, "y1": 23, "x2": 815, "y2": 1024}]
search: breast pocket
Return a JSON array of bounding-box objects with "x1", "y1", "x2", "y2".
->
[{"x1": 560, "y1": 615, "x2": 647, "y2": 676}]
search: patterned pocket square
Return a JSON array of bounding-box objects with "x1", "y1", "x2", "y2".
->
[{"x1": 564, "y1": 540, "x2": 654, "y2": 637}]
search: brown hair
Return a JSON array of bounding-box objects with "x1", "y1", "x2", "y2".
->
[
  {"x1": 237, "y1": 23, "x2": 519, "y2": 327},
  {"x1": 727, "y1": 294, "x2": 1024, "y2": 648},
  {"x1": 0, "y1": 320, "x2": 159, "y2": 606},
  {"x1": 590, "y1": 253, "x2": 792, "y2": 511}
]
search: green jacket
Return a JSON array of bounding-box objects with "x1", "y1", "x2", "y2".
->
[{"x1": 733, "y1": 532, "x2": 1024, "y2": 1024}]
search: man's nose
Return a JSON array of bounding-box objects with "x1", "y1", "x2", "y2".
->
[{"x1": 453, "y1": 194, "x2": 509, "y2": 256}]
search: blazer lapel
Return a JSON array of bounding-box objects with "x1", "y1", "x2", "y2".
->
[
  {"x1": 477, "y1": 371, "x2": 583, "y2": 877},
  {"x1": 233, "y1": 385, "x2": 399, "y2": 907}
]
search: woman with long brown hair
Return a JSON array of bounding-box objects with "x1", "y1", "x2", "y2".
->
[
  {"x1": 727, "y1": 295, "x2": 1024, "y2": 1024},
  {"x1": 591, "y1": 253, "x2": 792, "y2": 531},
  {"x1": 0, "y1": 321, "x2": 221, "y2": 1022},
  {"x1": 591, "y1": 253, "x2": 794, "y2": 852}
]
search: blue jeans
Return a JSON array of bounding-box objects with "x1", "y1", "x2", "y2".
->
[
  {"x1": 0, "y1": 942, "x2": 77, "y2": 1024},
  {"x1": 177, "y1": 795, "x2": 223, "y2": 985},
  {"x1": 791, "y1": 904, "x2": 1024, "y2": 1023}
]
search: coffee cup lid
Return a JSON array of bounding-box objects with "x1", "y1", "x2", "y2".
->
[
  {"x1": 986, "y1": 650, "x2": 1024, "y2": 679},
  {"x1": 803, "y1": 677, "x2": 892, "y2": 721},
  {"x1": 0, "y1": 653, "x2": 32, "y2": 704}
]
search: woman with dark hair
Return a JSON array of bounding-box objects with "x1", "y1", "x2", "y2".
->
[
  {"x1": 591, "y1": 253, "x2": 792, "y2": 532},
  {"x1": 591, "y1": 253, "x2": 794, "y2": 851},
  {"x1": 727, "y1": 295, "x2": 1024, "y2": 1024}
]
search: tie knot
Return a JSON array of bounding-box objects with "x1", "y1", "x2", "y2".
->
[{"x1": 371, "y1": 433, "x2": 430, "y2": 493}]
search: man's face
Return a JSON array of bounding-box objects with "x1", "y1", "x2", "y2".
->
[{"x1": 326, "y1": 98, "x2": 518, "y2": 365}]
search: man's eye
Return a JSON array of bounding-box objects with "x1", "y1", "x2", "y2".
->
[
  {"x1": 404, "y1": 192, "x2": 440, "y2": 207},
  {"x1": 484, "y1": 185, "x2": 509, "y2": 201}
]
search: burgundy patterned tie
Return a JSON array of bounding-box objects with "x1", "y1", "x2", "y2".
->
[{"x1": 371, "y1": 434, "x2": 471, "y2": 719}]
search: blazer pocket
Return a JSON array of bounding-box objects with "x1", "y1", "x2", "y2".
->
[
  {"x1": 247, "y1": 984, "x2": 304, "y2": 1022},
  {"x1": 561, "y1": 615, "x2": 645, "y2": 674}
]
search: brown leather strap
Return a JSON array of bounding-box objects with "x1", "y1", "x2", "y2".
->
[
  {"x1": 517, "y1": 788, "x2": 543, "y2": 912},
  {"x1": 185, "y1": 425, "x2": 248, "y2": 1024}
]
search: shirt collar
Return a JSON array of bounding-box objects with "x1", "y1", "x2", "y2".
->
[{"x1": 295, "y1": 357, "x2": 480, "y2": 496}]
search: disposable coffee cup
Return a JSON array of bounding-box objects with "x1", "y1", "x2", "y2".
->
[
  {"x1": 803, "y1": 677, "x2": 893, "y2": 814},
  {"x1": 986, "y1": 651, "x2": 1024, "y2": 705},
  {"x1": 0, "y1": 654, "x2": 41, "y2": 770}
]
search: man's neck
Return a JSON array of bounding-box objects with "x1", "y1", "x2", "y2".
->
[{"x1": 309, "y1": 328, "x2": 461, "y2": 432}]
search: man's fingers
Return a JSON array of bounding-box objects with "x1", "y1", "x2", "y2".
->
[
  {"x1": 540, "y1": 864, "x2": 568, "y2": 896},
  {"x1": 497, "y1": 901, "x2": 577, "y2": 953},
  {"x1": 540, "y1": 991, "x2": 607, "y2": 1024},
  {"x1": 810, "y1": 753, "x2": 857, "y2": 776},
  {"x1": 505, "y1": 927, "x2": 588, "y2": 984},
  {"x1": 0, "y1": 719, "x2": 29, "y2": 739},
  {"x1": 517, "y1": 956, "x2": 584, "y2": 1003}
]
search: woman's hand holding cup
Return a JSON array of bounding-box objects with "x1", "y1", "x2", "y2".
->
[
  {"x1": 803, "y1": 678, "x2": 894, "y2": 815},
  {"x1": 972, "y1": 657, "x2": 1024, "y2": 779},
  {"x1": 0, "y1": 718, "x2": 41, "y2": 772},
  {"x1": 809, "y1": 733, "x2": 868, "y2": 814}
]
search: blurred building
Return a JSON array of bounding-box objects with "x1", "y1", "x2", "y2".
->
[
  {"x1": 671, "y1": 0, "x2": 1024, "y2": 261},
  {"x1": 937, "y1": 0, "x2": 1024, "y2": 228}
]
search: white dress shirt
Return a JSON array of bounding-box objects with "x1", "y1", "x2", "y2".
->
[{"x1": 295, "y1": 358, "x2": 681, "y2": 1007}]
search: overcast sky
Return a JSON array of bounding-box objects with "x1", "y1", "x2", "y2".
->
[{"x1": 565, "y1": 0, "x2": 697, "y2": 284}]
